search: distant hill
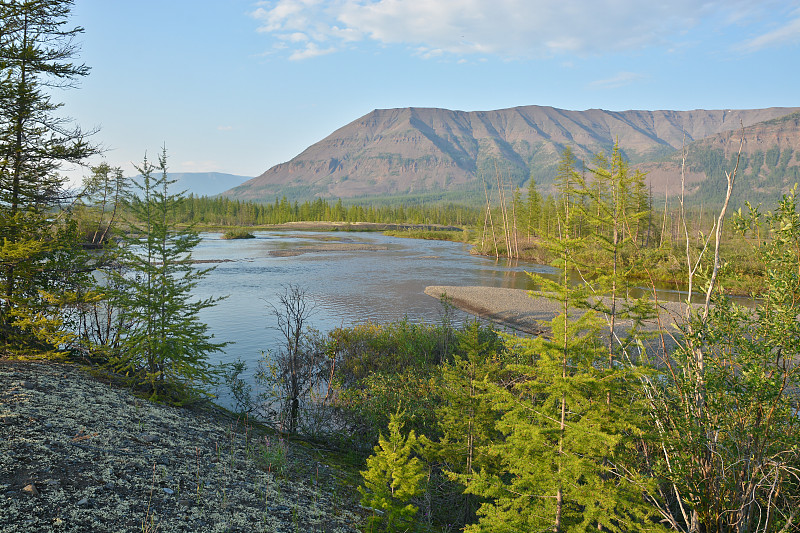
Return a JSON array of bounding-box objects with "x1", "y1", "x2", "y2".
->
[
  {"x1": 637, "y1": 111, "x2": 800, "y2": 205},
  {"x1": 132, "y1": 172, "x2": 252, "y2": 197},
  {"x1": 224, "y1": 105, "x2": 800, "y2": 205}
]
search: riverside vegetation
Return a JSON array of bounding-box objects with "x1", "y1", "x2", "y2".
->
[{"x1": 2, "y1": 1, "x2": 799, "y2": 532}]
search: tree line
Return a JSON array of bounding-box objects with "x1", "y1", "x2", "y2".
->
[{"x1": 166, "y1": 194, "x2": 484, "y2": 227}]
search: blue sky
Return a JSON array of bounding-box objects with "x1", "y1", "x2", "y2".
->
[{"x1": 59, "y1": 0, "x2": 800, "y2": 183}]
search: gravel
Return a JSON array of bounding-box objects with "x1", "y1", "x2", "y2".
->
[{"x1": 425, "y1": 285, "x2": 688, "y2": 354}]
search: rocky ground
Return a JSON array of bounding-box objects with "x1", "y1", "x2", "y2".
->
[{"x1": 0, "y1": 360, "x2": 364, "y2": 533}]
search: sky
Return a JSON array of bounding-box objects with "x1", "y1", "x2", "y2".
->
[{"x1": 58, "y1": 0, "x2": 800, "y2": 183}]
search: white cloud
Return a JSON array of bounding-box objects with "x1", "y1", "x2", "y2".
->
[
  {"x1": 589, "y1": 72, "x2": 647, "y2": 90},
  {"x1": 289, "y1": 42, "x2": 337, "y2": 60},
  {"x1": 739, "y1": 14, "x2": 800, "y2": 52},
  {"x1": 283, "y1": 32, "x2": 309, "y2": 42},
  {"x1": 217, "y1": 125, "x2": 234, "y2": 131},
  {"x1": 251, "y1": 0, "x2": 793, "y2": 60}
]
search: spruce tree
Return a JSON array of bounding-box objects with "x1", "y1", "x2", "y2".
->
[{"x1": 109, "y1": 151, "x2": 225, "y2": 402}]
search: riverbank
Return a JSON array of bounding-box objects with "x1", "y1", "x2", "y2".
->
[
  {"x1": 0, "y1": 359, "x2": 363, "y2": 532},
  {"x1": 425, "y1": 285, "x2": 687, "y2": 352}
]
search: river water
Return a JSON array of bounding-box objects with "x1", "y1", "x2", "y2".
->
[{"x1": 189, "y1": 231, "x2": 558, "y2": 394}]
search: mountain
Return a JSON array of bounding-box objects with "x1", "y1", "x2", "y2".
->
[
  {"x1": 225, "y1": 105, "x2": 800, "y2": 205},
  {"x1": 638, "y1": 111, "x2": 800, "y2": 204},
  {"x1": 132, "y1": 172, "x2": 252, "y2": 197}
]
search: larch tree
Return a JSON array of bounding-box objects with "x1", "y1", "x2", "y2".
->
[
  {"x1": 359, "y1": 411, "x2": 426, "y2": 533},
  {"x1": 462, "y1": 148, "x2": 665, "y2": 532},
  {"x1": 0, "y1": 0, "x2": 97, "y2": 351},
  {"x1": 109, "y1": 151, "x2": 225, "y2": 402}
]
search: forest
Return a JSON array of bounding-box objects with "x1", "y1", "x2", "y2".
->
[{"x1": 2, "y1": 2, "x2": 799, "y2": 532}]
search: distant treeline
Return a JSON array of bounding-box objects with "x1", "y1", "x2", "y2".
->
[{"x1": 174, "y1": 194, "x2": 484, "y2": 227}]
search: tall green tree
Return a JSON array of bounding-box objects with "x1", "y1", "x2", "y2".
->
[
  {"x1": 422, "y1": 322, "x2": 506, "y2": 528},
  {"x1": 462, "y1": 148, "x2": 663, "y2": 532},
  {"x1": 526, "y1": 175, "x2": 542, "y2": 240},
  {"x1": 110, "y1": 151, "x2": 225, "y2": 401},
  {"x1": 578, "y1": 143, "x2": 654, "y2": 363},
  {"x1": 0, "y1": 0, "x2": 97, "y2": 351}
]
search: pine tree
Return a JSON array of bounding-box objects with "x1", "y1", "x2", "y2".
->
[
  {"x1": 359, "y1": 411, "x2": 426, "y2": 532},
  {"x1": 110, "y1": 151, "x2": 225, "y2": 402}
]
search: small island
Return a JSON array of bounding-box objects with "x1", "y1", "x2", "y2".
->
[{"x1": 221, "y1": 229, "x2": 256, "y2": 239}]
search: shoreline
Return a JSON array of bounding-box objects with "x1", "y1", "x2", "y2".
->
[{"x1": 424, "y1": 285, "x2": 687, "y2": 346}]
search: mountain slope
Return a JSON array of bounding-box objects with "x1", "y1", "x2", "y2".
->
[
  {"x1": 227, "y1": 106, "x2": 800, "y2": 204},
  {"x1": 638, "y1": 111, "x2": 800, "y2": 204}
]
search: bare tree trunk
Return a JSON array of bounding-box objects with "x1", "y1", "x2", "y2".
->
[{"x1": 482, "y1": 177, "x2": 499, "y2": 257}]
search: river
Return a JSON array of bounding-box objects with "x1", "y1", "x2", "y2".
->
[
  {"x1": 190, "y1": 229, "x2": 720, "y2": 407},
  {"x1": 190, "y1": 230, "x2": 556, "y2": 397}
]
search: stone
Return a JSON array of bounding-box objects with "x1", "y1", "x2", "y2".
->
[
  {"x1": 22, "y1": 484, "x2": 39, "y2": 497},
  {"x1": 163, "y1": 488, "x2": 174, "y2": 495},
  {"x1": 76, "y1": 497, "x2": 89, "y2": 507},
  {"x1": 138, "y1": 433, "x2": 160, "y2": 444}
]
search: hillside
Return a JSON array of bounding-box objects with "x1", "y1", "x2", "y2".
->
[
  {"x1": 225, "y1": 105, "x2": 799, "y2": 205},
  {"x1": 639, "y1": 111, "x2": 800, "y2": 204}
]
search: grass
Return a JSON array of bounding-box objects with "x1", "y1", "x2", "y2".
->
[{"x1": 383, "y1": 229, "x2": 469, "y2": 242}]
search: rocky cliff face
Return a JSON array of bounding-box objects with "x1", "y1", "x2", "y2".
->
[{"x1": 227, "y1": 106, "x2": 800, "y2": 203}]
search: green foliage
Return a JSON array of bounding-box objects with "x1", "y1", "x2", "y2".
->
[
  {"x1": 422, "y1": 322, "x2": 507, "y2": 528},
  {"x1": 74, "y1": 163, "x2": 127, "y2": 247},
  {"x1": 462, "y1": 327, "x2": 661, "y2": 532},
  {"x1": 0, "y1": 0, "x2": 97, "y2": 352},
  {"x1": 382, "y1": 229, "x2": 467, "y2": 241},
  {"x1": 174, "y1": 193, "x2": 482, "y2": 227},
  {"x1": 109, "y1": 151, "x2": 226, "y2": 402},
  {"x1": 642, "y1": 187, "x2": 800, "y2": 532},
  {"x1": 220, "y1": 229, "x2": 255, "y2": 239},
  {"x1": 326, "y1": 320, "x2": 455, "y2": 448},
  {"x1": 458, "y1": 148, "x2": 663, "y2": 532},
  {"x1": 359, "y1": 411, "x2": 426, "y2": 532}
]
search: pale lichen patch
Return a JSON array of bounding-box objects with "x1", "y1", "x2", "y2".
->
[{"x1": 0, "y1": 360, "x2": 362, "y2": 532}]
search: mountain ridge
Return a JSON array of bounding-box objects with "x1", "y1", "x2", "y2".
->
[{"x1": 226, "y1": 105, "x2": 800, "y2": 204}]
